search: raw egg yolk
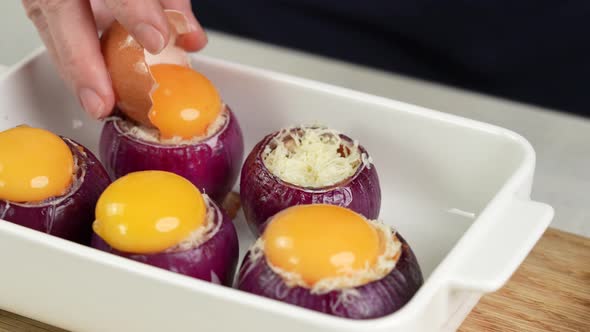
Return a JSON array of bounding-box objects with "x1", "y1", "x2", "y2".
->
[
  {"x1": 263, "y1": 204, "x2": 382, "y2": 285},
  {"x1": 148, "y1": 64, "x2": 222, "y2": 139},
  {"x1": 93, "y1": 171, "x2": 206, "y2": 254},
  {"x1": 0, "y1": 126, "x2": 73, "y2": 202}
]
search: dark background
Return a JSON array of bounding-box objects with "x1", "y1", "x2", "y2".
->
[{"x1": 192, "y1": 0, "x2": 589, "y2": 117}]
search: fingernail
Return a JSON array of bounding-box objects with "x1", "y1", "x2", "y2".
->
[
  {"x1": 188, "y1": 18, "x2": 199, "y2": 31},
  {"x1": 134, "y1": 23, "x2": 165, "y2": 54},
  {"x1": 78, "y1": 88, "x2": 105, "y2": 119}
]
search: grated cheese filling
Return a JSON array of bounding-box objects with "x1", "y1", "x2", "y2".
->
[
  {"x1": 115, "y1": 106, "x2": 228, "y2": 145},
  {"x1": 262, "y1": 126, "x2": 371, "y2": 188},
  {"x1": 165, "y1": 194, "x2": 221, "y2": 253},
  {"x1": 247, "y1": 220, "x2": 402, "y2": 294}
]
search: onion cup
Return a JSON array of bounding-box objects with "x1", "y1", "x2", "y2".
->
[
  {"x1": 99, "y1": 106, "x2": 244, "y2": 202},
  {"x1": 237, "y1": 233, "x2": 423, "y2": 319},
  {"x1": 240, "y1": 129, "x2": 381, "y2": 235},
  {"x1": 92, "y1": 195, "x2": 239, "y2": 286},
  {"x1": 0, "y1": 138, "x2": 111, "y2": 244}
]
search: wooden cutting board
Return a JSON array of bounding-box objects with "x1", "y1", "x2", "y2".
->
[
  {"x1": 1, "y1": 228, "x2": 588, "y2": 332},
  {"x1": 459, "y1": 228, "x2": 589, "y2": 332}
]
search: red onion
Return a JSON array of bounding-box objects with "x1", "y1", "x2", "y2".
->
[
  {"x1": 237, "y1": 233, "x2": 423, "y2": 319},
  {"x1": 240, "y1": 130, "x2": 381, "y2": 235},
  {"x1": 91, "y1": 196, "x2": 239, "y2": 286},
  {"x1": 99, "y1": 106, "x2": 244, "y2": 202},
  {"x1": 0, "y1": 138, "x2": 111, "y2": 245}
]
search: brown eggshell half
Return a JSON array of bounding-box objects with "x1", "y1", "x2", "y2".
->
[{"x1": 101, "y1": 10, "x2": 195, "y2": 126}]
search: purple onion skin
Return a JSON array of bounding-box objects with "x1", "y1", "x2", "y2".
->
[
  {"x1": 238, "y1": 233, "x2": 423, "y2": 319},
  {"x1": 99, "y1": 106, "x2": 244, "y2": 203},
  {"x1": 0, "y1": 138, "x2": 111, "y2": 245},
  {"x1": 91, "y1": 200, "x2": 239, "y2": 286},
  {"x1": 240, "y1": 132, "x2": 381, "y2": 235}
]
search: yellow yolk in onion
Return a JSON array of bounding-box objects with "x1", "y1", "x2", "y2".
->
[
  {"x1": 93, "y1": 171, "x2": 206, "y2": 254},
  {"x1": 148, "y1": 64, "x2": 222, "y2": 139},
  {"x1": 0, "y1": 126, "x2": 73, "y2": 202},
  {"x1": 263, "y1": 204, "x2": 382, "y2": 285}
]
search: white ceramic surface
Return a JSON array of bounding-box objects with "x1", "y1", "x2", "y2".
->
[{"x1": 0, "y1": 50, "x2": 553, "y2": 332}]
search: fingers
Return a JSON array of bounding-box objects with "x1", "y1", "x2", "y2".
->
[
  {"x1": 22, "y1": 1, "x2": 60, "y2": 71},
  {"x1": 22, "y1": 0, "x2": 208, "y2": 120},
  {"x1": 104, "y1": 0, "x2": 170, "y2": 54},
  {"x1": 40, "y1": 0, "x2": 115, "y2": 119},
  {"x1": 90, "y1": 0, "x2": 114, "y2": 30},
  {"x1": 159, "y1": 0, "x2": 208, "y2": 51}
]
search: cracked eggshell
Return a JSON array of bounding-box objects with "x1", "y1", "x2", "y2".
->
[{"x1": 100, "y1": 10, "x2": 195, "y2": 126}]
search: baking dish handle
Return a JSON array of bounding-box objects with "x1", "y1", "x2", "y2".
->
[{"x1": 448, "y1": 198, "x2": 554, "y2": 292}]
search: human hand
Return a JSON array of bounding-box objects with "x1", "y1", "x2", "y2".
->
[{"x1": 22, "y1": 0, "x2": 208, "y2": 119}]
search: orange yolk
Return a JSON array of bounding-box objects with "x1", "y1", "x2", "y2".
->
[
  {"x1": 148, "y1": 64, "x2": 222, "y2": 139},
  {"x1": 93, "y1": 171, "x2": 207, "y2": 254},
  {"x1": 263, "y1": 205, "x2": 382, "y2": 286},
  {"x1": 0, "y1": 126, "x2": 73, "y2": 202}
]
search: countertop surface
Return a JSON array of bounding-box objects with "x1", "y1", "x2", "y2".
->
[{"x1": 1, "y1": 2, "x2": 587, "y2": 238}]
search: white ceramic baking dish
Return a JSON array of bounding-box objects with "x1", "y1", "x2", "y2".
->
[{"x1": 0, "y1": 48, "x2": 553, "y2": 332}]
